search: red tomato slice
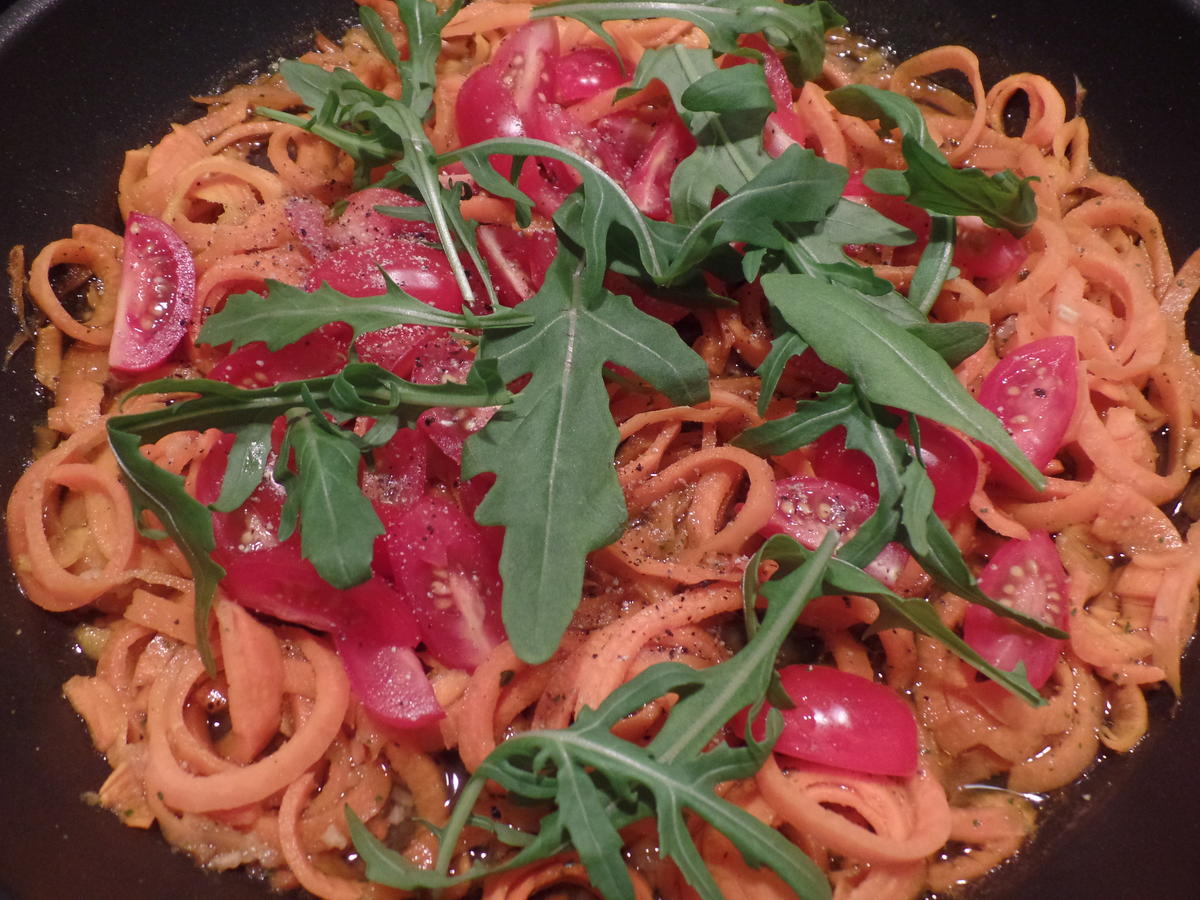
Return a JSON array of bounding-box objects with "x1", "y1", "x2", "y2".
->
[
  {"x1": 332, "y1": 579, "x2": 438, "y2": 729},
  {"x1": 738, "y1": 35, "x2": 809, "y2": 156},
  {"x1": 953, "y1": 218, "x2": 1028, "y2": 284},
  {"x1": 732, "y1": 665, "x2": 919, "y2": 777},
  {"x1": 812, "y1": 419, "x2": 978, "y2": 519},
  {"x1": 962, "y1": 531, "x2": 1070, "y2": 689},
  {"x1": 760, "y1": 475, "x2": 909, "y2": 586},
  {"x1": 384, "y1": 490, "x2": 506, "y2": 672},
  {"x1": 476, "y1": 223, "x2": 557, "y2": 307},
  {"x1": 109, "y1": 211, "x2": 196, "y2": 372},
  {"x1": 306, "y1": 238, "x2": 469, "y2": 311},
  {"x1": 977, "y1": 335, "x2": 1078, "y2": 476},
  {"x1": 208, "y1": 328, "x2": 349, "y2": 389}
]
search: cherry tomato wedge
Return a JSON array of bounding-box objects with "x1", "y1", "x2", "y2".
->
[
  {"x1": 383, "y1": 490, "x2": 506, "y2": 672},
  {"x1": 109, "y1": 211, "x2": 195, "y2": 372},
  {"x1": 760, "y1": 476, "x2": 909, "y2": 586},
  {"x1": 954, "y1": 217, "x2": 1028, "y2": 284},
  {"x1": 732, "y1": 665, "x2": 919, "y2": 777},
  {"x1": 962, "y1": 531, "x2": 1070, "y2": 689},
  {"x1": 208, "y1": 328, "x2": 349, "y2": 389},
  {"x1": 812, "y1": 419, "x2": 978, "y2": 519},
  {"x1": 977, "y1": 335, "x2": 1078, "y2": 476}
]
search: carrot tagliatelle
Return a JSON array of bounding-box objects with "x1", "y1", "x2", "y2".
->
[{"x1": 8, "y1": 1, "x2": 1200, "y2": 898}]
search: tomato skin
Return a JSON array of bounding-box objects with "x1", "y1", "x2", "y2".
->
[
  {"x1": 760, "y1": 475, "x2": 909, "y2": 586},
  {"x1": 962, "y1": 531, "x2": 1070, "y2": 689},
  {"x1": 732, "y1": 665, "x2": 920, "y2": 777},
  {"x1": 306, "y1": 238, "x2": 467, "y2": 312},
  {"x1": 977, "y1": 335, "x2": 1078, "y2": 477},
  {"x1": 109, "y1": 211, "x2": 196, "y2": 372},
  {"x1": 553, "y1": 46, "x2": 627, "y2": 105}
]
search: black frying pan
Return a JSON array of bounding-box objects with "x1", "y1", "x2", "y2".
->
[{"x1": 1, "y1": 1, "x2": 1199, "y2": 897}]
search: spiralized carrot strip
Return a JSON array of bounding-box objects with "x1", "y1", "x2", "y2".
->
[
  {"x1": 146, "y1": 634, "x2": 349, "y2": 812},
  {"x1": 756, "y1": 758, "x2": 953, "y2": 864}
]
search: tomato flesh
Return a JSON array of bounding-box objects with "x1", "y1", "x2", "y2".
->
[
  {"x1": 977, "y1": 335, "x2": 1078, "y2": 477},
  {"x1": 760, "y1": 475, "x2": 909, "y2": 586},
  {"x1": 732, "y1": 665, "x2": 919, "y2": 777},
  {"x1": 962, "y1": 531, "x2": 1070, "y2": 689},
  {"x1": 954, "y1": 218, "x2": 1028, "y2": 284},
  {"x1": 109, "y1": 211, "x2": 196, "y2": 372}
]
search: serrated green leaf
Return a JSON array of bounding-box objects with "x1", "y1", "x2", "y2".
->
[
  {"x1": 286, "y1": 414, "x2": 384, "y2": 588},
  {"x1": 761, "y1": 272, "x2": 1043, "y2": 487},
  {"x1": 198, "y1": 278, "x2": 529, "y2": 352},
  {"x1": 463, "y1": 245, "x2": 709, "y2": 663},
  {"x1": 827, "y1": 85, "x2": 1037, "y2": 236}
]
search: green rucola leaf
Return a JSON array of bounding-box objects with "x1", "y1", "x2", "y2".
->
[
  {"x1": 760, "y1": 272, "x2": 1044, "y2": 488},
  {"x1": 197, "y1": 278, "x2": 530, "y2": 353},
  {"x1": 387, "y1": 0, "x2": 465, "y2": 119},
  {"x1": 286, "y1": 414, "x2": 384, "y2": 589},
  {"x1": 629, "y1": 46, "x2": 773, "y2": 226},
  {"x1": 463, "y1": 243, "x2": 709, "y2": 663},
  {"x1": 107, "y1": 425, "x2": 224, "y2": 670},
  {"x1": 210, "y1": 423, "x2": 271, "y2": 513},
  {"x1": 680, "y1": 61, "x2": 773, "y2": 112},
  {"x1": 827, "y1": 85, "x2": 1037, "y2": 235}
]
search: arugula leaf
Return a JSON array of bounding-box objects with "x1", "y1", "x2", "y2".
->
[
  {"x1": 447, "y1": 137, "x2": 680, "y2": 288},
  {"x1": 107, "y1": 363, "x2": 511, "y2": 671},
  {"x1": 535, "y1": 0, "x2": 844, "y2": 81},
  {"x1": 198, "y1": 278, "x2": 530, "y2": 352},
  {"x1": 760, "y1": 272, "x2": 1043, "y2": 487},
  {"x1": 680, "y1": 62, "x2": 773, "y2": 112},
  {"x1": 827, "y1": 85, "x2": 1037, "y2": 236},
  {"x1": 349, "y1": 533, "x2": 841, "y2": 900},
  {"x1": 371, "y1": 0, "x2": 464, "y2": 120},
  {"x1": 629, "y1": 47, "x2": 773, "y2": 226},
  {"x1": 734, "y1": 386, "x2": 1066, "y2": 641},
  {"x1": 462, "y1": 242, "x2": 710, "y2": 663},
  {"x1": 746, "y1": 536, "x2": 1047, "y2": 705},
  {"x1": 266, "y1": 62, "x2": 404, "y2": 185}
]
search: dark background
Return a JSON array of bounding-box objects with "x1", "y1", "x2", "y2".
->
[{"x1": 1, "y1": 1, "x2": 1200, "y2": 899}]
